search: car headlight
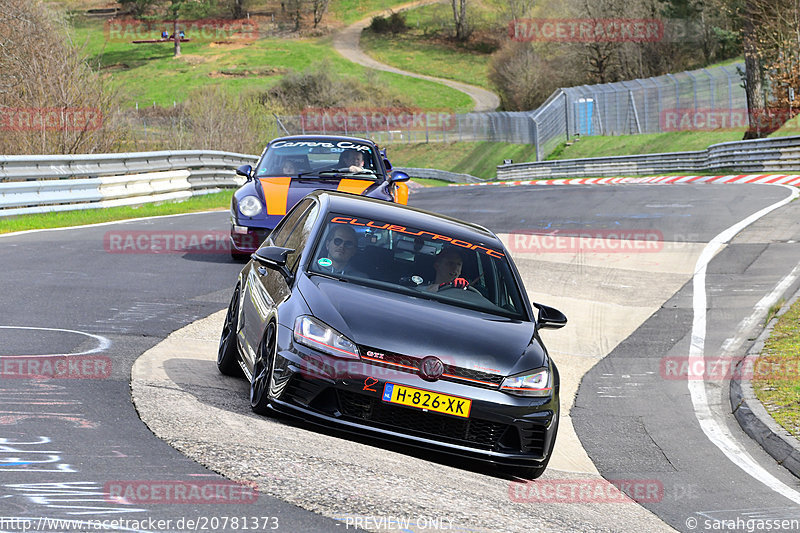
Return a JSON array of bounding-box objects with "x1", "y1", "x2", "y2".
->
[
  {"x1": 238, "y1": 195, "x2": 263, "y2": 217},
  {"x1": 293, "y1": 316, "x2": 360, "y2": 359},
  {"x1": 500, "y1": 369, "x2": 551, "y2": 397}
]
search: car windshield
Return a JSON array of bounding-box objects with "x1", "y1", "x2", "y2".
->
[
  {"x1": 255, "y1": 139, "x2": 381, "y2": 178},
  {"x1": 307, "y1": 213, "x2": 528, "y2": 320}
]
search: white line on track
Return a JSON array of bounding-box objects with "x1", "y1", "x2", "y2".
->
[
  {"x1": 689, "y1": 183, "x2": 800, "y2": 504},
  {"x1": 0, "y1": 326, "x2": 111, "y2": 357}
]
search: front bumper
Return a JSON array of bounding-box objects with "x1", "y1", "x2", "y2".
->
[
  {"x1": 230, "y1": 225, "x2": 270, "y2": 255},
  {"x1": 268, "y1": 327, "x2": 559, "y2": 468}
]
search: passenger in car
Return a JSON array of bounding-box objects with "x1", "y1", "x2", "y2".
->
[{"x1": 317, "y1": 225, "x2": 368, "y2": 278}]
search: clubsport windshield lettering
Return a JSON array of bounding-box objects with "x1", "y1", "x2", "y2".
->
[
  {"x1": 308, "y1": 214, "x2": 527, "y2": 319},
  {"x1": 257, "y1": 140, "x2": 380, "y2": 178}
]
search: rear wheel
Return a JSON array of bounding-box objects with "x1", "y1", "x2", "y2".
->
[
  {"x1": 250, "y1": 322, "x2": 277, "y2": 415},
  {"x1": 217, "y1": 285, "x2": 242, "y2": 377}
]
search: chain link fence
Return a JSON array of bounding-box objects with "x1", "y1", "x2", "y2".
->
[
  {"x1": 120, "y1": 63, "x2": 746, "y2": 161},
  {"x1": 275, "y1": 62, "x2": 745, "y2": 160}
]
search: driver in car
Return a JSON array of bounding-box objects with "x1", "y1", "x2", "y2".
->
[
  {"x1": 339, "y1": 149, "x2": 368, "y2": 173},
  {"x1": 425, "y1": 246, "x2": 471, "y2": 292}
]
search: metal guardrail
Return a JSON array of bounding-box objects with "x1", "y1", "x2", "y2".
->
[
  {"x1": 394, "y1": 167, "x2": 483, "y2": 183},
  {"x1": 0, "y1": 150, "x2": 258, "y2": 217},
  {"x1": 0, "y1": 151, "x2": 486, "y2": 218},
  {"x1": 497, "y1": 135, "x2": 800, "y2": 180}
]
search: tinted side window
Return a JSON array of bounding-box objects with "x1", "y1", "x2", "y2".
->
[
  {"x1": 284, "y1": 204, "x2": 320, "y2": 273},
  {"x1": 268, "y1": 198, "x2": 313, "y2": 247}
]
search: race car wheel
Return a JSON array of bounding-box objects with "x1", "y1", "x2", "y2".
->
[
  {"x1": 217, "y1": 285, "x2": 243, "y2": 377},
  {"x1": 250, "y1": 321, "x2": 276, "y2": 415}
]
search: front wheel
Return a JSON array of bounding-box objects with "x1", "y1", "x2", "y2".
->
[
  {"x1": 217, "y1": 285, "x2": 242, "y2": 377},
  {"x1": 250, "y1": 322, "x2": 276, "y2": 415}
]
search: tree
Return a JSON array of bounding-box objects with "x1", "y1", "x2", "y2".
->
[
  {"x1": 161, "y1": 0, "x2": 189, "y2": 57},
  {"x1": 451, "y1": 0, "x2": 468, "y2": 41},
  {"x1": 0, "y1": 0, "x2": 126, "y2": 154},
  {"x1": 118, "y1": 0, "x2": 158, "y2": 18},
  {"x1": 311, "y1": 0, "x2": 331, "y2": 28},
  {"x1": 230, "y1": 0, "x2": 250, "y2": 19}
]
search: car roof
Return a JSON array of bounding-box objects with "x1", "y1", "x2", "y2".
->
[
  {"x1": 269, "y1": 135, "x2": 379, "y2": 147},
  {"x1": 310, "y1": 191, "x2": 503, "y2": 249}
]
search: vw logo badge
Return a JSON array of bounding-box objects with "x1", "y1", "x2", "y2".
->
[{"x1": 419, "y1": 356, "x2": 445, "y2": 381}]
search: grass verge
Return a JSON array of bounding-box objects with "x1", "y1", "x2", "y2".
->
[
  {"x1": 0, "y1": 191, "x2": 232, "y2": 234},
  {"x1": 547, "y1": 130, "x2": 747, "y2": 160},
  {"x1": 387, "y1": 141, "x2": 537, "y2": 179},
  {"x1": 69, "y1": 19, "x2": 472, "y2": 112},
  {"x1": 409, "y1": 177, "x2": 450, "y2": 187},
  {"x1": 360, "y1": 3, "x2": 493, "y2": 90},
  {"x1": 753, "y1": 297, "x2": 800, "y2": 439}
]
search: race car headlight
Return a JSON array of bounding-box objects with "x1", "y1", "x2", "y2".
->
[
  {"x1": 500, "y1": 369, "x2": 551, "y2": 397},
  {"x1": 293, "y1": 316, "x2": 360, "y2": 359},
  {"x1": 238, "y1": 196, "x2": 263, "y2": 217}
]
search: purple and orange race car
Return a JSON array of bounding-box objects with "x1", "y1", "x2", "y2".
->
[{"x1": 229, "y1": 135, "x2": 410, "y2": 259}]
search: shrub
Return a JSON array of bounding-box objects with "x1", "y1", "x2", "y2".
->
[{"x1": 369, "y1": 12, "x2": 407, "y2": 34}]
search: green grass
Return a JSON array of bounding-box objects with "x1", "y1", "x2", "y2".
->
[
  {"x1": 753, "y1": 298, "x2": 800, "y2": 439},
  {"x1": 547, "y1": 130, "x2": 747, "y2": 160},
  {"x1": 329, "y1": 0, "x2": 414, "y2": 24},
  {"x1": 386, "y1": 141, "x2": 537, "y2": 180},
  {"x1": 409, "y1": 177, "x2": 450, "y2": 186},
  {"x1": 360, "y1": 3, "x2": 493, "y2": 90},
  {"x1": 70, "y1": 18, "x2": 473, "y2": 111},
  {"x1": 0, "y1": 191, "x2": 232, "y2": 234}
]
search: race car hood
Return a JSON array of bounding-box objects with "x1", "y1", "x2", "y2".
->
[
  {"x1": 258, "y1": 177, "x2": 379, "y2": 217},
  {"x1": 297, "y1": 274, "x2": 546, "y2": 377}
]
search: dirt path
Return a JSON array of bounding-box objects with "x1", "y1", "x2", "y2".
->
[{"x1": 332, "y1": 0, "x2": 501, "y2": 112}]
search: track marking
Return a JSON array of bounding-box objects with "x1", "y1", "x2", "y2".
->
[
  {"x1": 688, "y1": 184, "x2": 800, "y2": 504},
  {"x1": 0, "y1": 326, "x2": 110, "y2": 357}
]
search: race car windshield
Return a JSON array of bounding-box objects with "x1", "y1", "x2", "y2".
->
[
  {"x1": 308, "y1": 214, "x2": 528, "y2": 320},
  {"x1": 256, "y1": 139, "x2": 380, "y2": 178}
]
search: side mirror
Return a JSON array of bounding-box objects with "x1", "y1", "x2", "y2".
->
[
  {"x1": 252, "y1": 246, "x2": 294, "y2": 283},
  {"x1": 236, "y1": 164, "x2": 253, "y2": 179},
  {"x1": 534, "y1": 303, "x2": 567, "y2": 330},
  {"x1": 383, "y1": 158, "x2": 393, "y2": 170},
  {"x1": 389, "y1": 171, "x2": 410, "y2": 183}
]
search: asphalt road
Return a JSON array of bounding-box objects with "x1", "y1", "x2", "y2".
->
[
  {"x1": 2, "y1": 183, "x2": 799, "y2": 532},
  {"x1": 0, "y1": 215, "x2": 343, "y2": 531}
]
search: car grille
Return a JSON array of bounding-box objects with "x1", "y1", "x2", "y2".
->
[
  {"x1": 358, "y1": 346, "x2": 504, "y2": 390},
  {"x1": 337, "y1": 390, "x2": 512, "y2": 450}
]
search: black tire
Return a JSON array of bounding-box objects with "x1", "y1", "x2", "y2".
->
[
  {"x1": 250, "y1": 321, "x2": 276, "y2": 415},
  {"x1": 231, "y1": 251, "x2": 249, "y2": 262},
  {"x1": 217, "y1": 285, "x2": 243, "y2": 377}
]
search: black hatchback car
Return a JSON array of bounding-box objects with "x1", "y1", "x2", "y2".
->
[{"x1": 217, "y1": 190, "x2": 566, "y2": 478}]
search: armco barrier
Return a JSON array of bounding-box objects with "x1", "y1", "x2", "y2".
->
[
  {"x1": 497, "y1": 135, "x2": 800, "y2": 180},
  {"x1": 0, "y1": 150, "x2": 258, "y2": 217},
  {"x1": 394, "y1": 167, "x2": 483, "y2": 183}
]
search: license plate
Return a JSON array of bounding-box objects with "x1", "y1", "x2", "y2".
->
[{"x1": 381, "y1": 383, "x2": 472, "y2": 418}]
